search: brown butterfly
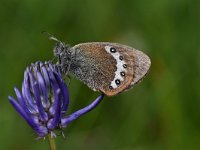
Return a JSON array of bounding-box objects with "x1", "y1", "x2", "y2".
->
[{"x1": 46, "y1": 33, "x2": 151, "y2": 96}]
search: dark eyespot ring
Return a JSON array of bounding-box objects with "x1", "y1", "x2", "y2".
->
[
  {"x1": 120, "y1": 72, "x2": 125, "y2": 76},
  {"x1": 110, "y1": 47, "x2": 116, "y2": 53},
  {"x1": 119, "y1": 56, "x2": 123, "y2": 60},
  {"x1": 109, "y1": 86, "x2": 113, "y2": 90},
  {"x1": 123, "y1": 64, "x2": 127, "y2": 68},
  {"x1": 115, "y1": 79, "x2": 121, "y2": 85}
]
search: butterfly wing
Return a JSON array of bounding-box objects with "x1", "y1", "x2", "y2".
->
[{"x1": 72, "y1": 42, "x2": 150, "y2": 96}]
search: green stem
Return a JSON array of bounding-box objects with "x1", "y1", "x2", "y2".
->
[{"x1": 47, "y1": 134, "x2": 57, "y2": 150}]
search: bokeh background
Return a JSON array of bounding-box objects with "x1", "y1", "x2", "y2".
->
[{"x1": 0, "y1": 0, "x2": 199, "y2": 149}]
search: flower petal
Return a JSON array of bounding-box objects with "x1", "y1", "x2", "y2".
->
[
  {"x1": 14, "y1": 87, "x2": 33, "y2": 115},
  {"x1": 8, "y1": 96, "x2": 47, "y2": 136},
  {"x1": 40, "y1": 63, "x2": 50, "y2": 94},
  {"x1": 54, "y1": 72, "x2": 69, "y2": 114},
  {"x1": 32, "y1": 81, "x2": 48, "y2": 121},
  {"x1": 48, "y1": 68, "x2": 59, "y2": 103},
  {"x1": 48, "y1": 89, "x2": 62, "y2": 130},
  {"x1": 61, "y1": 94, "x2": 104, "y2": 127},
  {"x1": 22, "y1": 77, "x2": 38, "y2": 114},
  {"x1": 14, "y1": 87, "x2": 26, "y2": 107},
  {"x1": 36, "y1": 71, "x2": 50, "y2": 108},
  {"x1": 61, "y1": 81, "x2": 69, "y2": 114}
]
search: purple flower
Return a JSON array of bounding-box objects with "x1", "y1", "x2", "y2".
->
[{"x1": 8, "y1": 61, "x2": 104, "y2": 138}]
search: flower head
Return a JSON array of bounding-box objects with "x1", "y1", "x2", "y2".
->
[{"x1": 8, "y1": 61, "x2": 104, "y2": 138}]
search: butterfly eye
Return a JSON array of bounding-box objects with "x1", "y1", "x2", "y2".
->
[{"x1": 110, "y1": 47, "x2": 116, "y2": 53}]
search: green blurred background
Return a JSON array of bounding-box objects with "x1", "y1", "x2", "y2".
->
[{"x1": 0, "y1": 0, "x2": 199, "y2": 149}]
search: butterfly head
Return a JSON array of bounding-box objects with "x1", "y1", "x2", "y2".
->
[
  {"x1": 53, "y1": 42, "x2": 71, "y2": 58},
  {"x1": 42, "y1": 31, "x2": 73, "y2": 63},
  {"x1": 53, "y1": 41, "x2": 76, "y2": 76}
]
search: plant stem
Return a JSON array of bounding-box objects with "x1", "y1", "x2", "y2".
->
[{"x1": 47, "y1": 134, "x2": 57, "y2": 150}]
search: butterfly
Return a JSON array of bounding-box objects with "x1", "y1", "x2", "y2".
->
[{"x1": 45, "y1": 32, "x2": 151, "y2": 96}]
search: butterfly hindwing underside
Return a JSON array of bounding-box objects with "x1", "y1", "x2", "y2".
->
[{"x1": 69, "y1": 42, "x2": 151, "y2": 96}]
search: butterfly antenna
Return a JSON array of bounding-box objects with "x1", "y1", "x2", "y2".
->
[{"x1": 42, "y1": 31, "x2": 63, "y2": 44}]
